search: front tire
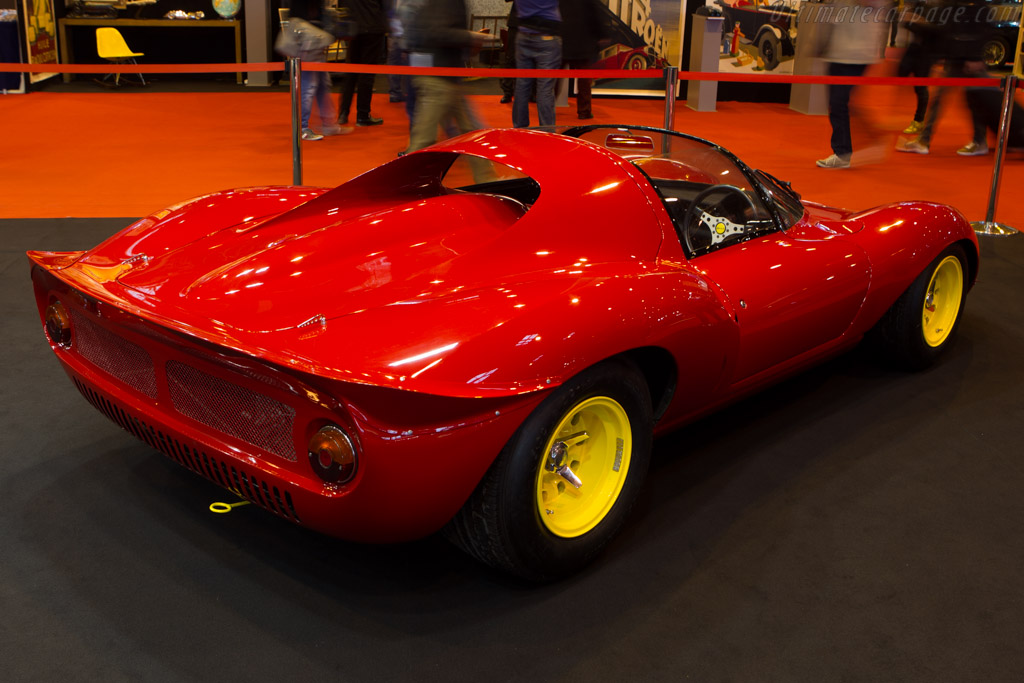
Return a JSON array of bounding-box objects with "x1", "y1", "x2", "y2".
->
[
  {"x1": 446, "y1": 359, "x2": 653, "y2": 580},
  {"x1": 874, "y1": 244, "x2": 968, "y2": 370}
]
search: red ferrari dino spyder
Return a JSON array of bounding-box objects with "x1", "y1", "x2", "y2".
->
[{"x1": 29, "y1": 126, "x2": 978, "y2": 580}]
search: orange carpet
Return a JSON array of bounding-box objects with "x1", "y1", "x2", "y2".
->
[{"x1": 1, "y1": 84, "x2": 1021, "y2": 228}]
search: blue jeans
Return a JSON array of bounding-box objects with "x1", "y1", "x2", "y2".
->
[
  {"x1": 301, "y1": 70, "x2": 335, "y2": 129},
  {"x1": 827, "y1": 62, "x2": 867, "y2": 158},
  {"x1": 513, "y1": 32, "x2": 561, "y2": 128}
]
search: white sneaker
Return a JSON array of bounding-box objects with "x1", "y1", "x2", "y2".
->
[
  {"x1": 816, "y1": 153, "x2": 851, "y2": 169},
  {"x1": 957, "y1": 141, "x2": 989, "y2": 156},
  {"x1": 301, "y1": 128, "x2": 324, "y2": 141},
  {"x1": 896, "y1": 139, "x2": 929, "y2": 154}
]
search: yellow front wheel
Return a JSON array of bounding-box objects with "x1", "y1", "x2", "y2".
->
[
  {"x1": 921, "y1": 255, "x2": 964, "y2": 348},
  {"x1": 874, "y1": 244, "x2": 970, "y2": 370}
]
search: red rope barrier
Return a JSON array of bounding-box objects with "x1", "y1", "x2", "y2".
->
[{"x1": 0, "y1": 61, "x2": 1013, "y2": 89}]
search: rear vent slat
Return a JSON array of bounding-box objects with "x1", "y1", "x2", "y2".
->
[{"x1": 70, "y1": 379, "x2": 302, "y2": 524}]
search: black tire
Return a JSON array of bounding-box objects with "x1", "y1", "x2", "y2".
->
[
  {"x1": 759, "y1": 33, "x2": 781, "y2": 71},
  {"x1": 873, "y1": 244, "x2": 969, "y2": 371},
  {"x1": 445, "y1": 359, "x2": 653, "y2": 581},
  {"x1": 982, "y1": 36, "x2": 1009, "y2": 67}
]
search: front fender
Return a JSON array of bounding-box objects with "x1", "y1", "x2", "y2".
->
[{"x1": 847, "y1": 202, "x2": 979, "y2": 334}]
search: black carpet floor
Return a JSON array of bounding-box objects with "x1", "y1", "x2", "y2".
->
[{"x1": 3, "y1": 219, "x2": 1023, "y2": 681}]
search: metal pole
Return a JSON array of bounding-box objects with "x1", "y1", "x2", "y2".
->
[
  {"x1": 663, "y1": 66, "x2": 678, "y2": 132},
  {"x1": 971, "y1": 74, "x2": 1019, "y2": 236},
  {"x1": 289, "y1": 57, "x2": 303, "y2": 186}
]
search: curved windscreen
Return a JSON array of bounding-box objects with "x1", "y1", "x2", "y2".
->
[{"x1": 567, "y1": 126, "x2": 782, "y2": 257}]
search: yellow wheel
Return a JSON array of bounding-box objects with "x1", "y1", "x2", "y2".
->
[
  {"x1": 446, "y1": 359, "x2": 654, "y2": 580},
  {"x1": 874, "y1": 244, "x2": 970, "y2": 370},
  {"x1": 535, "y1": 396, "x2": 632, "y2": 538},
  {"x1": 921, "y1": 255, "x2": 964, "y2": 348}
]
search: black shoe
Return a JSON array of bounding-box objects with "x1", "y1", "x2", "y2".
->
[
  {"x1": 578, "y1": 112, "x2": 594, "y2": 120},
  {"x1": 500, "y1": 94, "x2": 512, "y2": 103},
  {"x1": 338, "y1": 115, "x2": 348, "y2": 125},
  {"x1": 356, "y1": 116, "x2": 383, "y2": 126}
]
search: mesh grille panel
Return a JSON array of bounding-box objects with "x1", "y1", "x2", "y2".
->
[
  {"x1": 70, "y1": 308, "x2": 157, "y2": 399},
  {"x1": 166, "y1": 360, "x2": 297, "y2": 461},
  {"x1": 73, "y1": 378, "x2": 302, "y2": 523}
]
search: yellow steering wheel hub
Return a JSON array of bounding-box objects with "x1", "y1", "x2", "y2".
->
[
  {"x1": 922, "y1": 255, "x2": 964, "y2": 347},
  {"x1": 535, "y1": 396, "x2": 632, "y2": 538}
]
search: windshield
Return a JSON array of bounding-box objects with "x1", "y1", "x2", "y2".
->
[{"x1": 562, "y1": 126, "x2": 782, "y2": 257}]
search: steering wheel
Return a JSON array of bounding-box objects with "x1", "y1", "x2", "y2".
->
[{"x1": 682, "y1": 185, "x2": 758, "y2": 256}]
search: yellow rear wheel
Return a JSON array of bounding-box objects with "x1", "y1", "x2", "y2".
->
[
  {"x1": 446, "y1": 359, "x2": 654, "y2": 580},
  {"x1": 535, "y1": 396, "x2": 632, "y2": 538}
]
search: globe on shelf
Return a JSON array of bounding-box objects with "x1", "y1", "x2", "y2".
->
[{"x1": 212, "y1": 0, "x2": 240, "y2": 19}]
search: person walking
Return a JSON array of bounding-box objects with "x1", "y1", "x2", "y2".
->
[
  {"x1": 815, "y1": 0, "x2": 888, "y2": 169},
  {"x1": 286, "y1": 0, "x2": 353, "y2": 140},
  {"x1": 896, "y1": 0, "x2": 990, "y2": 156},
  {"x1": 512, "y1": 0, "x2": 562, "y2": 128},
  {"x1": 338, "y1": 0, "x2": 387, "y2": 127},
  {"x1": 404, "y1": 0, "x2": 491, "y2": 165}
]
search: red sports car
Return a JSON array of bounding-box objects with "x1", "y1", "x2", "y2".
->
[{"x1": 29, "y1": 126, "x2": 978, "y2": 580}]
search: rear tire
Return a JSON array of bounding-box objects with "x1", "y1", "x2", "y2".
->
[
  {"x1": 873, "y1": 244, "x2": 968, "y2": 370},
  {"x1": 446, "y1": 359, "x2": 653, "y2": 581},
  {"x1": 759, "y1": 33, "x2": 781, "y2": 71}
]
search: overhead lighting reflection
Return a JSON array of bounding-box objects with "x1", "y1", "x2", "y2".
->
[
  {"x1": 587, "y1": 181, "x2": 621, "y2": 195},
  {"x1": 388, "y1": 342, "x2": 459, "y2": 367}
]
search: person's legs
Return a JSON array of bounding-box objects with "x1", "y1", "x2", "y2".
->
[
  {"x1": 827, "y1": 62, "x2": 857, "y2": 158},
  {"x1": 918, "y1": 87, "x2": 946, "y2": 147},
  {"x1": 339, "y1": 70, "x2": 358, "y2": 123},
  {"x1": 355, "y1": 32, "x2": 385, "y2": 121},
  {"x1": 300, "y1": 69, "x2": 317, "y2": 130},
  {"x1": 500, "y1": 24, "x2": 517, "y2": 102},
  {"x1": 408, "y1": 76, "x2": 451, "y2": 152},
  {"x1": 513, "y1": 33, "x2": 537, "y2": 128},
  {"x1": 316, "y1": 72, "x2": 339, "y2": 128},
  {"x1": 532, "y1": 36, "x2": 561, "y2": 127},
  {"x1": 567, "y1": 59, "x2": 592, "y2": 118},
  {"x1": 387, "y1": 36, "x2": 404, "y2": 102}
]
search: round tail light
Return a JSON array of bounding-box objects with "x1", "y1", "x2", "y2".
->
[
  {"x1": 308, "y1": 424, "x2": 358, "y2": 484},
  {"x1": 45, "y1": 301, "x2": 73, "y2": 349}
]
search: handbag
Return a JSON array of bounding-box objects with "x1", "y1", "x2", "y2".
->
[{"x1": 275, "y1": 21, "x2": 301, "y2": 58}]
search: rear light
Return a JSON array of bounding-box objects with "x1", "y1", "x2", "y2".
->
[
  {"x1": 45, "y1": 300, "x2": 72, "y2": 348},
  {"x1": 308, "y1": 424, "x2": 357, "y2": 484}
]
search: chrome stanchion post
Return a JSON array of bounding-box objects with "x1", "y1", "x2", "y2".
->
[
  {"x1": 289, "y1": 56, "x2": 303, "y2": 186},
  {"x1": 663, "y1": 65, "x2": 678, "y2": 132},
  {"x1": 971, "y1": 74, "x2": 1019, "y2": 236}
]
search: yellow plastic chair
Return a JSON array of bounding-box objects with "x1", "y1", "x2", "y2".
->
[{"x1": 95, "y1": 27, "x2": 146, "y2": 87}]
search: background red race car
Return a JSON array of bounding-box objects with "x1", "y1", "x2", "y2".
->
[{"x1": 28, "y1": 126, "x2": 978, "y2": 580}]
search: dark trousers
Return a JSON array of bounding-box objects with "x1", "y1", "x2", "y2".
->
[
  {"x1": 339, "y1": 32, "x2": 385, "y2": 121},
  {"x1": 918, "y1": 63, "x2": 987, "y2": 147},
  {"x1": 827, "y1": 62, "x2": 868, "y2": 158},
  {"x1": 898, "y1": 41, "x2": 934, "y2": 122},
  {"x1": 500, "y1": 24, "x2": 518, "y2": 98},
  {"x1": 561, "y1": 59, "x2": 592, "y2": 117}
]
